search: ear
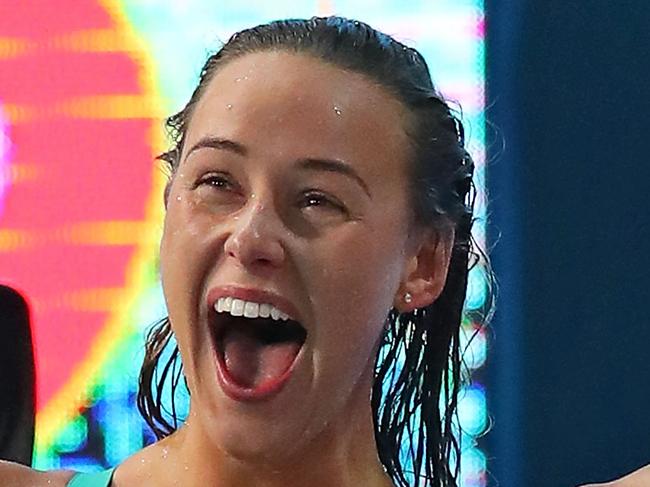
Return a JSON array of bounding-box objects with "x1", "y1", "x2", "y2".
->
[{"x1": 393, "y1": 226, "x2": 454, "y2": 313}]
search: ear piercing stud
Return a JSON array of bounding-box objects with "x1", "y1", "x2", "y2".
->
[{"x1": 404, "y1": 292, "x2": 413, "y2": 304}]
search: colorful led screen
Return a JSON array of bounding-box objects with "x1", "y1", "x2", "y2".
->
[{"x1": 0, "y1": 1, "x2": 488, "y2": 485}]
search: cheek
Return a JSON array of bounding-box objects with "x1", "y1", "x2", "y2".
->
[
  {"x1": 159, "y1": 203, "x2": 217, "y2": 392},
  {"x1": 306, "y1": 225, "x2": 405, "y2": 357},
  {"x1": 160, "y1": 210, "x2": 192, "y2": 302},
  {"x1": 160, "y1": 196, "x2": 212, "y2": 287},
  {"x1": 159, "y1": 200, "x2": 212, "y2": 337},
  {"x1": 321, "y1": 222, "x2": 404, "y2": 302}
]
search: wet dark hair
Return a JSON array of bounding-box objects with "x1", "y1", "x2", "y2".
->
[{"x1": 138, "y1": 16, "x2": 489, "y2": 487}]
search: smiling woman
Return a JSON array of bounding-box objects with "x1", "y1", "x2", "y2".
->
[{"x1": 0, "y1": 15, "x2": 488, "y2": 487}]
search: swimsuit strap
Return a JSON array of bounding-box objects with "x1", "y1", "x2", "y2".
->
[{"x1": 66, "y1": 467, "x2": 116, "y2": 487}]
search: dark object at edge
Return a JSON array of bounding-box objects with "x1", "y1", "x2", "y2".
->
[{"x1": 0, "y1": 285, "x2": 35, "y2": 466}]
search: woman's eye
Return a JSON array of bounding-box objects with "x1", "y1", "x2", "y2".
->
[
  {"x1": 300, "y1": 191, "x2": 346, "y2": 213},
  {"x1": 192, "y1": 173, "x2": 243, "y2": 208},
  {"x1": 199, "y1": 174, "x2": 233, "y2": 190}
]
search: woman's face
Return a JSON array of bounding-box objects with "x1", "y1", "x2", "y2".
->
[{"x1": 160, "y1": 51, "x2": 433, "y2": 461}]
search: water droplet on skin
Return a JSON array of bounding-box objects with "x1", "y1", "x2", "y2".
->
[{"x1": 333, "y1": 105, "x2": 342, "y2": 116}]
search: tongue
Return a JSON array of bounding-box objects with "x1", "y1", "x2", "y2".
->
[{"x1": 222, "y1": 326, "x2": 301, "y2": 389}]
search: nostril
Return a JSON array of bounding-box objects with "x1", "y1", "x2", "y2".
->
[{"x1": 225, "y1": 234, "x2": 285, "y2": 268}]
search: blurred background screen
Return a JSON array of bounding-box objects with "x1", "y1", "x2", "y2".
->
[{"x1": 0, "y1": 1, "x2": 489, "y2": 485}]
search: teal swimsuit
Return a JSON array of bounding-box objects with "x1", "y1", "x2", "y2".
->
[{"x1": 66, "y1": 468, "x2": 115, "y2": 487}]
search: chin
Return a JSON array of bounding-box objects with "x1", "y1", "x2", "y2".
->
[{"x1": 188, "y1": 385, "x2": 312, "y2": 465}]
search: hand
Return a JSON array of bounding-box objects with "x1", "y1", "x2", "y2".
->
[{"x1": 579, "y1": 464, "x2": 650, "y2": 486}]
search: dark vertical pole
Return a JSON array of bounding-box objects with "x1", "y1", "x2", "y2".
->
[
  {"x1": 0, "y1": 285, "x2": 35, "y2": 466},
  {"x1": 484, "y1": 1, "x2": 526, "y2": 485}
]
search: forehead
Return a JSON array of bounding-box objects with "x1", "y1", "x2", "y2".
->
[{"x1": 184, "y1": 51, "x2": 411, "y2": 175}]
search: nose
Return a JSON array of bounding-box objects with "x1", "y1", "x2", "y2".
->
[{"x1": 223, "y1": 199, "x2": 286, "y2": 270}]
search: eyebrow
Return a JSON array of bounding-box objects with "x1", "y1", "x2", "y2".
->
[
  {"x1": 184, "y1": 135, "x2": 371, "y2": 197},
  {"x1": 185, "y1": 136, "x2": 248, "y2": 159},
  {"x1": 297, "y1": 158, "x2": 371, "y2": 197}
]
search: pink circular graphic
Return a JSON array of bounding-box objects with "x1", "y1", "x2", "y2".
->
[{"x1": 0, "y1": 104, "x2": 11, "y2": 218}]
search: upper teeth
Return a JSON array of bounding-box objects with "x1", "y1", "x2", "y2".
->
[{"x1": 214, "y1": 297, "x2": 291, "y2": 321}]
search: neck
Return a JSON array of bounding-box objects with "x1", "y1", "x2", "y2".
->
[
  {"x1": 147, "y1": 378, "x2": 392, "y2": 487},
  {"x1": 176, "y1": 411, "x2": 388, "y2": 486}
]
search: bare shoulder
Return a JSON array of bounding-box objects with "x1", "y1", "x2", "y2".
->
[
  {"x1": 111, "y1": 435, "x2": 181, "y2": 487},
  {"x1": 0, "y1": 460, "x2": 75, "y2": 487},
  {"x1": 579, "y1": 464, "x2": 650, "y2": 487}
]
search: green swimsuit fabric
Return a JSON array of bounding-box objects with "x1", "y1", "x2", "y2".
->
[{"x1": 66, "y1": 468, "x2": 116, "y2": 487}]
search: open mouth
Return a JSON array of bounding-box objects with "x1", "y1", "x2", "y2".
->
[{"x1": 210, "y1": 297, "x2": 307, "y2": 400}]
